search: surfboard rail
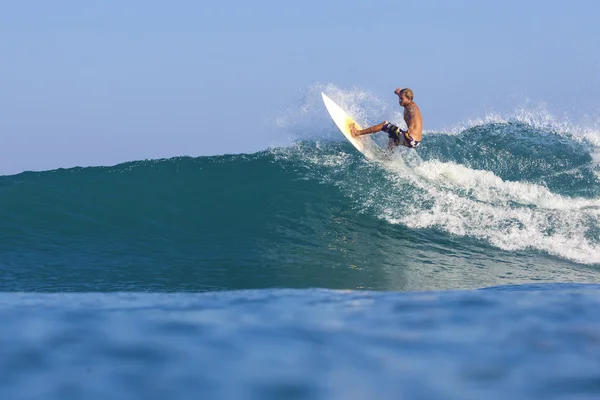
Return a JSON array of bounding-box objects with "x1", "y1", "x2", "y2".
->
[{"x1": 321, "y1": 92, "x2": 384, "y2": 160}]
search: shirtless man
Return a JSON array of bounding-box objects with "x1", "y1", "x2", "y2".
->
[{"x1": 350, "y1": 88, "x2": 423, "y2": 150}]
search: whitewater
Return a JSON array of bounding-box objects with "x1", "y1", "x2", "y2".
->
[{"x1": 1, "y1": 85, "x2": 600, "y2": 399}]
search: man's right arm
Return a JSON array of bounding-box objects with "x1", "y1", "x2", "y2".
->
[{"x1": 350, "y1": 122, "x2": 387, "y2": 137}]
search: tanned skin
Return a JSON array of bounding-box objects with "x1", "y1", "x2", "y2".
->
[{"x1": 349, "y1": 88, "x2": 423, "y2": 149}]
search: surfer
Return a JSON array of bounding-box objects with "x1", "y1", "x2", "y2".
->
[{"x1": 350, "y1": 88, "x2": 423, "y2": 150}]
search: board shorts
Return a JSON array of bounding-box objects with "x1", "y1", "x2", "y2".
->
[{"x1": 382, "y1": 121, "x2": 420, "y2": 148}]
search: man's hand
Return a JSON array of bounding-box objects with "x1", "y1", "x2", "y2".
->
[{"x1": 349, "y1": 122, "x2": 359, "y2": 137}]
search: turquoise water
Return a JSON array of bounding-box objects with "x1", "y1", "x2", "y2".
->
[{"x1": 2, "y1": 120, "x2": 600, "y2": 398}]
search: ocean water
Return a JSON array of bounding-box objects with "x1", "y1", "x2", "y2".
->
[{"x1": 2, "y1": 105, "x2": 600, "y2": 398}]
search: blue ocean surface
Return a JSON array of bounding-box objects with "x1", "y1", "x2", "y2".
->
[
  {"x1": 1, "y1": 285, "x2": 600, "y2": 400},
  {"x1": 2, "y1": 114, "x2": 600, "y2": 398}
]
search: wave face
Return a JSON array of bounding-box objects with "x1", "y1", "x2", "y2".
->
[{"x1": 1, "y1": 121, "x2": 600, "y2": 291}]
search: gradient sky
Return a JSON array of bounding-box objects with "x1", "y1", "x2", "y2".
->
[{"x1": 2, "y1": 0, "x2": 599, "y2": 175}]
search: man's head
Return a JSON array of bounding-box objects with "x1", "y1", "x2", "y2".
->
[{"x1": 395, "y1": 88, "x2": 414, "y2": 106}]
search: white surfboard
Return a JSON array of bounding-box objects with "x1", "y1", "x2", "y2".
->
[{"x1": 321, "y1": 92, "x2": 384, "y2": 160}]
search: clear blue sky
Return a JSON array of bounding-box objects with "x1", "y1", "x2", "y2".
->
[{"x1": 1, "y1": 0, "x2": 599, "y2": 174}]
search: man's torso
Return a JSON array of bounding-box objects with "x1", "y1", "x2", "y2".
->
[{"x1": 403, "y1": 102, "x2": 423, "y2": 141}]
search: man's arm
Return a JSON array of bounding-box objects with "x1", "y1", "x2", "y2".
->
[
  {"x1": 350, "y1": 122, "x2": 387, "y2": 137},
  {"x1": 406, "y1": 119, "x2": 417, "y2": 137}
]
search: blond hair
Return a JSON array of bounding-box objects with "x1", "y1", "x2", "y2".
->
[{"x1": 400, "y1": 88, "x2": 414, "y2": 101}]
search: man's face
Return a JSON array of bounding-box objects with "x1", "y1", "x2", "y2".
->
[{"x1": 398, "y1": 93, "x2": 409, "y2": 106}]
